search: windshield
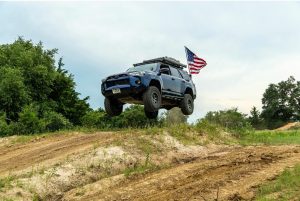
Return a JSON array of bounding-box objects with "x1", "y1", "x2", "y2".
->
[{"x1": 127, "y1": 63, "x2": 158, "y2": 72}]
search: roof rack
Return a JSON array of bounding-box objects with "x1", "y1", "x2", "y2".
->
[{"x1": 133, "y1": 57, "x2": 187, "y2": 69}]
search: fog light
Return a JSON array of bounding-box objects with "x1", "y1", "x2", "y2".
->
[{"x1": 135, "y1": 79, "x2": 141, "y2": 85}]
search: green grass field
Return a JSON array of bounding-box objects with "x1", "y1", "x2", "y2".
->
[{"x1": 241, "y1": 130, "x2": 300, "y2": 145}]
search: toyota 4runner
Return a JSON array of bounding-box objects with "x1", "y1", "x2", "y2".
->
[{"x1": 101, "y1": 57, "x2": 196, "y2": 119}]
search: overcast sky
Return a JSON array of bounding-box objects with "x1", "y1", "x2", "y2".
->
[{"x1": 1, "y1": 2, "x2": 299, "y2": 122}]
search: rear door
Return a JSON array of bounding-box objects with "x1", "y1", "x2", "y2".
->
[{"x1": 169, "y1": 67, "x2": 185, "y2": 96}]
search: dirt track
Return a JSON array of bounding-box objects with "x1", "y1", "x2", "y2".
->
[
  {"x1": 65, "y1": 145, "x2": 300, "y2": 201},
  {"x1": 1, "y1": 132, "x2": 300, "y2": 200},
  {"x1": 0, "y1": 132, "x2": 118, "y2": 176}
]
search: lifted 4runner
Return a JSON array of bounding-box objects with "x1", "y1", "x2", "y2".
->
[{"x1": 101, "y1": 57, "x2": 196, "y2": 119}]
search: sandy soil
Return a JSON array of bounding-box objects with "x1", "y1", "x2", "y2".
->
[
  {"x1": 64, "y1": 146, "x2": 300, "y2": 201},
  {"x1": 275, "y1": 122, "x2": 300, "y2": 131},
  {"x1": 0, "y1": 132, "x2": 119, "y2": 176},
  {"x1": 1, "y1": 132, "x2": 300, "y2": 201}
]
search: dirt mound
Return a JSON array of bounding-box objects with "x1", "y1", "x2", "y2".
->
[
  {"x1": 0, "y1": 132, "x2": 119, "y2": 176},
  {"x1": 275, "y1": 122, "x2": 300, "y2": 131},
  {"x1": 1, "y1": 131, "x2": 300, "y2": 201},
  {"x1": 64, "y1": 146, "x2": 300, "y2": 201}
]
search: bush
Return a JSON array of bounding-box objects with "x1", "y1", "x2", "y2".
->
[
  {"x1": 81, "y1": 110, "x2": 106, "y2": 128},
  {"x1": 42, "y1": 111, "x2": 72, "y2": 132},
  {"x1": 14, "y1": 105, "x2": 44, "y2": 134},
  {"x1": 202, "y1": 108, "x2": 253, "y2": 137},
  {"x1": 0, "y1": 113, "x2": 13, "y2": 136}
]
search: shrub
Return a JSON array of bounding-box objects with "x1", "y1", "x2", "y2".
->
[
  {"x1": 81, "y1": 110, "x2": 106, "y2": 128},
  {"x1": 0, "y1": 113, "x2": 13, "y2": 136},
  {"x1": 42, "y1": 111, "x2": 72, "y2": 132},
  {"x1": 14, "y1": 105, "x2": 44, "y2": 134},
  {"x1": 202, "y1": 108, "x2": 253, "y2": 138}
]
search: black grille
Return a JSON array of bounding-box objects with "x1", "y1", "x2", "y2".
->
[
  {"x1": 106, "y1": 79, "x2": 129, "y2": 88},
  {"x1": 107, "y1": 74, "x2": 127, "y2": 80}
]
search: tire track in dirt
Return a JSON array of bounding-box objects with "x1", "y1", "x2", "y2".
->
[
  {"x1": 0, "y1": 132, "x2": 120, "y2": 176},
  {"x1": 67, "y1": 146, "x2": 300, "y2": 201}
]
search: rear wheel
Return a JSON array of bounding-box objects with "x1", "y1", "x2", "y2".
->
[
  {"x1": 144, "y1": 110, "x2": 158, "y2": 119},
  {"x1": 143, "y1": 86, "x2": 161, "y2": 112},
  {"x1": 104, "y1": 97, "x2": 123, "y2": 116},
  {"x1": 180, "y1": 94, "x2": 194, "y2": 115}
]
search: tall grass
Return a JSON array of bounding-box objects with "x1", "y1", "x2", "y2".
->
[{"x1": 241, "y1": 130, "x2": 300, "y2": 145}]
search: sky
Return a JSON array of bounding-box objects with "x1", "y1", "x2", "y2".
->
[{"x1": 0, "y1": 2, "x2": 300, "y2": 122}]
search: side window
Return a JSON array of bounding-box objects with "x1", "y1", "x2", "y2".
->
[
  {"x1": 160, "y1": 64, "x2": 171, "y2": 75},
  {"x1": 170, "y1": 67, "x2": 181, "y2": 78},
  {"x1": 179, "y1": 70, "x2": 190, "y2": 81}
]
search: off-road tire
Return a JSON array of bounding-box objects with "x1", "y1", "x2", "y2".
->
[
  {"x1": 144, "y1": 110, "x2": 158, "y2": 119},
  {"x1": 143, "y1": 86, "x2": 161, "y2": 112},
  {"x1": 180, "y1": 94, "x2": 194, "y2": 115},
  {"x1": 104, "y1": 97, "x2": 123, "y2": 116}
]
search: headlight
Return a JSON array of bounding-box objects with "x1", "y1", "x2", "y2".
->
[
  {"x1": 129, "y1": 72, "x2": 142, "y2": 76},
  {"x1": 128, "y1": 71, "x2": 143, "y2": 76}
]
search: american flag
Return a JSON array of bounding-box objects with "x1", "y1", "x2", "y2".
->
[{"x1": 185, "y1": 47, "x2": 207, "y2": 74}]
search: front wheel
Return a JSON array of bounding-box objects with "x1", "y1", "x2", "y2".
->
[
  {"x1": 144, "y1": 110, "x2": 158, "y2": 119},
  {"x1": 143, "y1": 86, "x2": 161, "y2": 112},
  {"x1": 104, "y1": 97, "x2": 123, "y2": 116},
  {"x1": 180, "y1": 94, "x2": 194, "y2": 115}
]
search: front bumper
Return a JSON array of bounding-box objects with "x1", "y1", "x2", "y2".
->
[{"x1": 101, "y1": 76, "x2": 147, "y2": 98}]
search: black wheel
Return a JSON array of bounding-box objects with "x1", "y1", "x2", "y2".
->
[
  {"x1": 104, "y1": 97, "x2": 123, "y2": 116},
  {"x1": 180, "y1": 94, "x2": 194, "y2": 115},
  {"x1": 144, "y1": 110, "x2": 158, "y2": 119},
  {"x1": 143, "y1": 86, "x2": 161, "y2": 112}
]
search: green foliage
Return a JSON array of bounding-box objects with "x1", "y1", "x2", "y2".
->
[
  {"x1": 0, "y1": 113, "x2": 12, "y2": 136},
  {"x1": 105, "y1": 105, "x2": 163, "y2": 129},
  {"x1": 202, "y1": 108, "x2": 253, "y2": 137},
  {"x1": 255, "y1": 164, "x2": 300, "y2": 200},
  {"x1": 0, "y1": 67, "x2": 29, "y2": 121},
  {"x1": 0, "y1": 37, "x2": 89, "y2": 132},
  {"x1": 261, "y1": 76, "x2": 300, "y2": 129},
  {"x1": 166, "y1": 123, "x2": 197, "y2": 145},
  {"x1": 240, "y1": 130, "x2": 300, "y2": 145},
  {"x1": 42, "y1": 111, "x2": 72, "y2": 132},
  {"x1": 14, "y1": 105, "x2": 43, "y2": 134},
  {"x1": 111, "y1": 105, "x2": 161, "y2": 128},
  {"x1": 81, "y1": 105, "x2": 163, "y2": 129},
  {"x1": 0, "y1": 175, "x2": 15, "y2": 191},
  {"x1": 248, "y1": 106, "x2": 264, "y2": 129},
  {"x1": 195, "y1": 119, "x2": 222, "y2": 137},
  {"x1": 81, "y1": 109, "x2": 107, "y2": 128}
]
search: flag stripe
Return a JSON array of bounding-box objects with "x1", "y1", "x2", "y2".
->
[{"x1": 185, "y1": 47, "x2": 207, "y2": 75}]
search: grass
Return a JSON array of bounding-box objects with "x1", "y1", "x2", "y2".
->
[
  {"x1": 0, "y1": 176, "x2": 15, "y2": 191},
  {"x1": 255, "y1": 164, "x2": 300, "y2": 201},
  {"x1": 240, "y1": 130, "x2": 300, "y2": 145}
]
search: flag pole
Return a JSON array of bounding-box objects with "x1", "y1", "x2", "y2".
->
[{"x1": 184, "y1": 46, "x2": 191, "y2": 75}]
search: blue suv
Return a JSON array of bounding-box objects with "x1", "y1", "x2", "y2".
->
[{"x1": 101, "y1": 57, "x2": 196, "y2": 119}]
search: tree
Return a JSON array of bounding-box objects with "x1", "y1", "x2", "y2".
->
[
  {"x1": 248, "y1": 106, "x2": 263, "y2": 129},
  {"x1": 0, "y1": 67, "x2": 29, "y2": 121},
  {"x1": 0, "y1": 37, "x2": 90, "y2": 126},
  {"x1": 261, "y1": 76, "x2": 300, "y2": 129},
  {"x1": 203, "y1": 108, "x2": 252, "y2": 137}
]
